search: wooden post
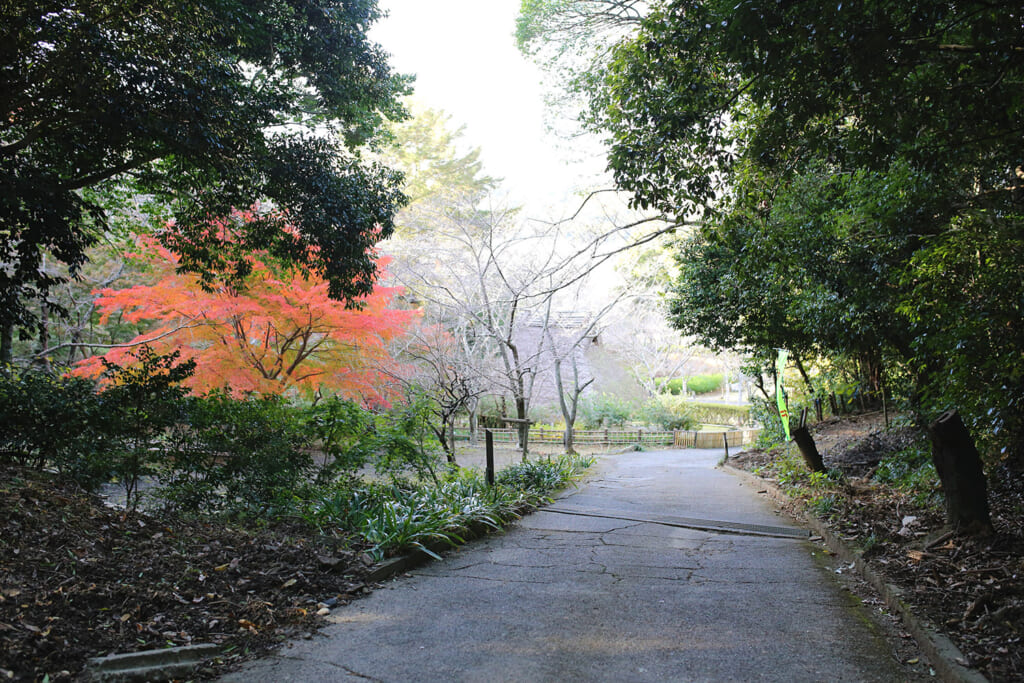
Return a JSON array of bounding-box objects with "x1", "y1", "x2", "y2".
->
[
  {"x1": 829, "y1": 392, "x2": 839, "y2": 416},
  {"x1": 814, "y1": 398, "x2": 823, "y2": 422},
  {"x1": 723, "y1": 431, "x2": 729, "y2": 460},
  {"x1": 485, "y1": 429, "x2": 495, "y2": 486},
  {"x1": 928, "y1": 410, "x2": 993, "y2": 534}
]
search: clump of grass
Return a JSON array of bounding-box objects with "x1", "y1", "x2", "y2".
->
[
  {"x1": 301, "y1": 454, "x2": 595, "y2": 560},
  {"x1": 873, "y1": 441, "x2": 941, "y2": 508}
]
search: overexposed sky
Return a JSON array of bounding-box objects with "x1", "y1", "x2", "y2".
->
[{"x1": 371, "y1": 0, "x2": 607, "y2": 217}]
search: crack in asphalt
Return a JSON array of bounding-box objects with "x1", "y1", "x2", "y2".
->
[
  {"x1": 544, "y1": 506, "x2": 808, "y2": 539},
  {"x1": 275, "y1": 656, "x2": 383, "y2": 682}
]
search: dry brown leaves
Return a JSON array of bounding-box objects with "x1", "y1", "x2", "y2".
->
[
  {"x1": 731, "y1": 413, "x2": 1024, "y2": 682},
  {"x1": 0, "y1": 467, "x2": 372, "y2": 681}
]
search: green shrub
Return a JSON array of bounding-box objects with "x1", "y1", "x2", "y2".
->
[
  {"x1": 98, "y1": 346, "x2": 195, "y2": 510},
  {"x1": 874, "y1": 441, "x2": 941, "y2": 507},
  {"x1": 638, "y1": 397, "x2": 696, "y2": 430},
  {"x1": 371, "y1": 394, "x2": 444, "y2": 483},
  {"x1": 0, "y1": 370, "x2": 111, "y2": 488},
  {"x1": 658, "y1": 378, "x2": 685, "y2": 395},
  {"x1": 162, "y1": 390, "x2": 312, "y2": 514},
  {"x1": 579, "y1": 393, "x2": 633, "y2": 428},
  {"x1": 686, "y1": 373, "x2": 724, "y2": 395},
  {"x1": 749, "y1": 397, "x2": 786, "y2": 447},
  {"x1": 305, "y1": 396, "x2": 374, "y2": 481},
  {"x1": 302, "y1": 454, "x2": 595, "y2": 560}
]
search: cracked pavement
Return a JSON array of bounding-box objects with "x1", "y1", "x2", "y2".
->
[{"x1": 220, "y1": 448, "x2": 932, "y2": 682}]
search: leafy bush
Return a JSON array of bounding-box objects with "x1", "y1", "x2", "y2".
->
[
  {"x1": 371, "y1": 395, "x2": 444, "y2": 483},
  {"x1": 637, "y1": 397, "x2": 696, "y2": 430},
  {"x1": 686, "y1": 373, "x2": 723, "y2": 395},
  {"x1": 162, "y1": 390, "x2": 312, "y2": 514},
  {"x1": 305, "y1": 396, "x2": 374, "y2": 482},
  {"x1": 98, "y1": 346, "x2": 195, "y2": 510},
  {"x1": 579, "y1": 393, "x2": 633, "y2": 428},
  {"x1": 658, "y1": 378, "x2": 685, "y2": 395},
  {"x1": 874, "y1": 441, "x2": 941, "y2": 507},
  {"x1": 749, "y1": 397, "x2": 786, "y2": 447},
  {"x1": 302, "y1": 455, "x2": 595, "y2": 560},
  {"x1": 0, "y1": 371, "x2": 111, "y2": 488}
]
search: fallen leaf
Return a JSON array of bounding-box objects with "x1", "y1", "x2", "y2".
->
[
  {"x1": 282, "y1": 578, "x2": 297, "y2": 588},
  {"x1": 907, "y1": 550, "x2": 927, "y2": 563}
]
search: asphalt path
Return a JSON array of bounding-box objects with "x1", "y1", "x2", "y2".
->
[{"x1": 221, "y1": 448, "x2": 931, "y2": 682}]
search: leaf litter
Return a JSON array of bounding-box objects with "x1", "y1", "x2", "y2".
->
[
  {"x1": 0, "y1": 466, "x2": 373, "y2": 681},
  {"x1": 731, "y1": 413, "x2": 1024, "y2": 682}
]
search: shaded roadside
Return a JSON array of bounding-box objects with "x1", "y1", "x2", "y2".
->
[{"x1": 221, "y1": 448, "x2": 932, "y2": 682}]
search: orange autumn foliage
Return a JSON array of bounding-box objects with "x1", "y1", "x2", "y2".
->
[{"x1": 76, "y1": 231, "x2": 416, "y2": 403}]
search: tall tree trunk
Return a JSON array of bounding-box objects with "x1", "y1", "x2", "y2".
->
[
  {"x1": 445, "y1": 416, "x2": 457, "y2": 465},
  {"x1": 33, "y1": 301, "x2": 52, "y2": 373},
  {"x1": 553, "y1": 357, "x2": 575, "y2": 455},
  {"x1": 928, "y1": 410, "x2": 993, "y2": 534},
  {"x1": 515, "y1": 396, "x2": 529, "y2": 461},
  {"x1": 468, "y1": 406, "x2": 479, "y2": 445},
  {"x1": 0, "y1": 322, "x2": 12, "y2": 370}
]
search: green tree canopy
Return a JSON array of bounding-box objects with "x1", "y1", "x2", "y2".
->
[
  {"x1": 1, "y1": 0, "x2": 411, "y2": 355},
  {"x1": 592, "y1": 1, "x2": 1024, "y2": 456}
]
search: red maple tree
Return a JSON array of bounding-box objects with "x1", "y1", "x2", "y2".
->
[{"x1": 76, "y1": 212, "x2": 416, "y2": 403}]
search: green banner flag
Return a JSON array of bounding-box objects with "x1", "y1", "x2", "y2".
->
[{"x1": 776, "y1": 349, "x2": 791, "y2": 440}]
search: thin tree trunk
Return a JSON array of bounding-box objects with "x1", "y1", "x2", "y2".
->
[
  {"x1": 793, "y1": 354, "x2": 814, "y2": 395},
  {"x1": 515, "y1": 396, "x2": 529, "y2": 461},
  {"x1": 33, "y1": 301, "x2": 51, "y2": 373},
  {"x1": 0, "y1": 322, "x2": 12, "y2": 369}
]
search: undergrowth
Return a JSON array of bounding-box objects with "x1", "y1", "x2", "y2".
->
[
  {"x1": 297, "y1": 454, "x2": 595, "y2": 560},
  {"x1": 751, "y1": 436, "x2": 942, "y2": 525}
]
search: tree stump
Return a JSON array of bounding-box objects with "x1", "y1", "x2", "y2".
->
[
  {"x1": 928, "y1": 410, "x2": 993, "y2": 534},
  {"x1": 792, "y1": 425, "x2": 825, "y2": 473}
]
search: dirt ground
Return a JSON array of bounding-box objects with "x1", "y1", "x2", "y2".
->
[
  {"x1": 730, "y1": 413, "x2": 1024, "y2": 682},
  {"x1": 0, "y1": 444, "x2": 613, "y2": 682},
  {"x1": 0, "y1": 468, "x2": 374, "y2": 681}
]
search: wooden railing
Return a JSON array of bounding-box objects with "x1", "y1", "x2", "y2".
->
[{"x1": 455, "y1": 426, "x2": 761, "y2": 449}]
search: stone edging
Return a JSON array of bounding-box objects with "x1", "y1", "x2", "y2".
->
[
  {"x1": 85, "y1": 643, "x2": 221, "y2": 682},
  {"x1": 721, "y1": 463, "x2": 989, "y2": 683}
]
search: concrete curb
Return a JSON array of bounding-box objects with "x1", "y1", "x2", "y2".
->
[
  {"x1": 721, "y1": 463, "x2": 988, "y2": 683},
  {"x1": 85, "y1": 643, "x2": 220, "y2": 682}
]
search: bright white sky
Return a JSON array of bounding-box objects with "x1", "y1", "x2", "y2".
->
[{"x1": 371, "y1": 0, "x2": 608, "y2": 218}]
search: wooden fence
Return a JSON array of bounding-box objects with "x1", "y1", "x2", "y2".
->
[{"x1": 455, "y1": 426, "x2": 761, "y2": 449}]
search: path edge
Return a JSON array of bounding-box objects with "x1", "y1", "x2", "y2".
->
[{"x1": 721, "y1": 463, "x2": 988, "y2": 683}]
